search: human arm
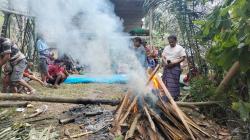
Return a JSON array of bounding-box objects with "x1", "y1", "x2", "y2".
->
[
  {"x1": 171, "y1": 56, "x2": 186, "y2": 65},
  {"x1": 27, "y1": 75, "x2": 45, "y2": 86},
  {"x1": 169, "y1": 46, "x2": 186, "y2": 66},
  {"x1": 0, "y1": 53, "x2": 11, "y2": 67}
]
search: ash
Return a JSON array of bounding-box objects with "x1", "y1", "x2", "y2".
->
[{"x1": 63, "y1": 105, "x2": 115, "y2": 139}]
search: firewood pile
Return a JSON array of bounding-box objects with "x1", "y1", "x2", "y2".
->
[{"x1": 111, "y1": 76, "x2": 211, "y2": 140}]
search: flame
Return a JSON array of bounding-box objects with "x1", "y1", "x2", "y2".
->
[
  {"x1": 152, "y1": 76, "x2": 159, "y2": 89},
  {"x1": 133, "y1": 104, "x2": 138, "y2": 113}
]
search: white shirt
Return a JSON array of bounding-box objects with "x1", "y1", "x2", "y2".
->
[{"x1": 162, "y1": 44, "x2": 186, "y2": 62}]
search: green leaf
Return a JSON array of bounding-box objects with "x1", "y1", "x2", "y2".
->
[
  {"x1": 232, "y1": 101, "x2": 250, "y2": 121},
  {"x1": 217, "y1": 47, "x2": 238, "y2": 69},
  {"x1": 239, "y1": 46, "x2": 250, "y2": 72},
  {"x1": 219, "y1": 6, "x2": 230, "y2": 16},
  {"x1": 193, "y1": 20, "x2": 206, "y2": 26},
  {"x1": 215, "y1": 15, "x2": 222, "y2": 28}
]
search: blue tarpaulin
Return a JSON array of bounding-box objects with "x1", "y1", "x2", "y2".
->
[{"x1": 64, "y1": 74, "x2": 128, "y2": 84}]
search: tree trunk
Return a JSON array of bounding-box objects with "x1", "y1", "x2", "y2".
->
[{"x1": 216, "y1": 61, "x2": 240, "y2": 93}]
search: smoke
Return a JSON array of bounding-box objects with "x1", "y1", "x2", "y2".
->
[{"x1": 2, "y1": 0, "x2": 148, "y2": 94}]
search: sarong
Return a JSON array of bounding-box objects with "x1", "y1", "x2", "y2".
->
[{"x1": 162, "y1": 64, "x2": 181, "y2": 100}]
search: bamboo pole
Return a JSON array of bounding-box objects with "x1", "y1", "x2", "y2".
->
[
  {"x1": 156, "y1": 76, "x2": 196, "y2": 140},
  {"x1": 0, "y1": 94, "x2": 119, "y2": 106}
]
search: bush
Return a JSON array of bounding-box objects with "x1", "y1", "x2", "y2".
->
[{"x1": 190, "y1": 76, "x2": 216, "y2": 102}]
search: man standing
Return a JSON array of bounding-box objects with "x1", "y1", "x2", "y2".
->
[
  {"x1": 0, "y1": 37, "x2": 36, "y2": 94},
  {"x1": 162, "y1": 35, "x2": 186, "y2": 100},
  {"x1": 36, "y1": 34, "x2": 52, "y2": 83}
]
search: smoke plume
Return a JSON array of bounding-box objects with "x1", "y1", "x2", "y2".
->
[{"x1": 1, "y1": 0, "x2": 148, "y2": 94}]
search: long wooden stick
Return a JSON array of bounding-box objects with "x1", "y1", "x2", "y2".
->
[
  {"x1": 115, "y1": 94, "x2": 129, "y2": 121},
  {"x1": 144, "y1": 106, "x2": 156, "y2": 132},
  {"x1": 0, "y1": 94, "x2": 119, "y2": 106},
  {"x1": 177, "y1": 101, "x2": 223, "y2": 107},
  {"x1": 156, "y1": 76, "x2": 196, "y2": 140},
  {"x1": 146, "y1": 64, "x2": 160, "y2": 85},
  {"x1": 119, "y1": 96, "x2": 138, "y2": 125},
  {"x1": 125, "y1": 113, "x2": 141, "y2": 139},
  {"x1": 70, "y1": 131, "x2": 94, "y2": 138}
]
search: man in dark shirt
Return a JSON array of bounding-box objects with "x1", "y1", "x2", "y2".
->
[{"x1": 0, "y1": 37, "x2": 36, "y2": 94}]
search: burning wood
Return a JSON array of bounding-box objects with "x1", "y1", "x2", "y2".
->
[{"x1": 112, "y1": 76, "x2": 210, "y2": 140}]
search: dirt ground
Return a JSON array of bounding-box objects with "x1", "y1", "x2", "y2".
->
[
  {"x1": 2, "y1": 82, "x2": 126, "y2": 139},
  {"x1": 0, "y1": 81, "x2": 234, "y2": 140}
]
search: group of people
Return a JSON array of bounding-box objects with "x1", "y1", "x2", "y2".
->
[
  {"x1": 36, "y1": 35, "x2": 69, "y2": 89},
  {"x1": 0, "y1": 35, "x2": 69, "y2": 94},
  {"x1": 132, "y1": 35, "x2": 186, "y2": 101},
  {"x1": 1, "y1": 34, "x2": 186, "y2": 100}
]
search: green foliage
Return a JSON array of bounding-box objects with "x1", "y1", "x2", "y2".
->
[
  {"x1": 190, "y1": 76, "x2": 216, "y2": 101},
  {"x1": 114, "y1": 135, "x2": 124, "y2": 140},
  {"x1": 195, "y1": 0, "x2": 250, "y2": 121},
  {"x1": 232, "y1": 101, "x2": 250, "y2": 121},
  {"x1": 197, "y1": 0, "x2": 250, "y2": 72}
]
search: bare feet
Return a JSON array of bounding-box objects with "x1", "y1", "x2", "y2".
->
[
  {"x1": 52, "y1": 85, "x2": 59, "y2": 89},
  {"x1": 27, "y1": 89, "x2": 37, "y2": 95}
]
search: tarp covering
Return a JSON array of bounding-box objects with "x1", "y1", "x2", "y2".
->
[{"x1": 64, "y1": 74, "x2": 128, "y2": 84}]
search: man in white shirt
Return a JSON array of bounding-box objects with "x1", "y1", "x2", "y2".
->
[{"x1": 161, "y1": 35, "x2": 186, "y2": 100}]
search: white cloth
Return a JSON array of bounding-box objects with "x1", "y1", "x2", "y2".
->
[{"x1": 162, "y1": 44, "x2": 186, "y2": 62}]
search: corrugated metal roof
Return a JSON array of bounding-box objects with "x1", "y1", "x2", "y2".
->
[
  {"x1": 111, "y1": 0, "x2": 146, "y2": 32},
  {"x1": 0, "y1": 0, "x2": 146, "y2": 32}
]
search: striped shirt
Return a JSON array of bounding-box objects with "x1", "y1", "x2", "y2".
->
[{"x1": 0, "y1": 38, "x2": 25, "y2": 64}]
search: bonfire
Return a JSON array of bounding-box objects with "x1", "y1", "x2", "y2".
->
[{"x1": 111, "y1": 66, "x2": 210, "y2": 140}]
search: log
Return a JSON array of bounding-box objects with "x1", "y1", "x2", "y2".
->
[
  {"x1": 0, "y1": 101, "x2": 29, "y2": 107},
  {"x1": 156, "y1": 76, "x2": 195, "y2": 140},
  {"x1": 0, "y1": 94, "x2": 220, "y2": 107},
  {"x1": 146, "y1": 64, "x2": 160, "y2": 85},
  {"x1": 115, "y1": 94, "x2": 129, "y2": 121},
  {"x1": 136, "y1": 124, "x2": 147, "y2": 139},
  {"x1": 148, "y1": 107, "x2": 187, "y2": 139},
  {"x1": 125, "y1": 113, "x2": 141, "y2": 139},
  {"x1": 177, "y1": 101, "x2": 223, "y2": 107},
  {"x1": 0, "y1": 94, "x2": 119, "y2": 106},
  {"x1": 216, "y1": 61, "x2": 240, "y2": 93},
  {"x1": 59, "y1": 117, "x2": 76, "y2": 124},
  {"x1": 119, "y1": 96, "x2": 138, "y2": 125},
  {"x1": 144, "y1": 106, "x2": 156, "y2": 132}
]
